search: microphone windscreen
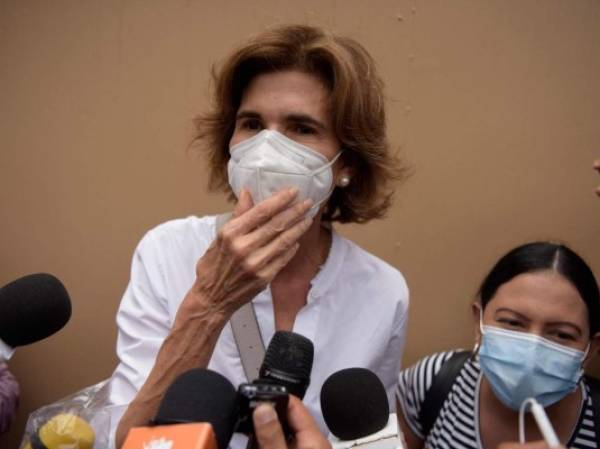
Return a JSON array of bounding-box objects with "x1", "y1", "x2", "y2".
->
[
  {"x1": 259, "y1": 330, "x2": 314, "y2": 399},
  {"x1": 154, "y1": 368, "x2": 237, "y2": 449},
  {"x1": 0, "y1": 273, "x2": 72, "y2": 347},
  {"x1": 320, "y1": 368, "x2": 389, "y2": 440}
]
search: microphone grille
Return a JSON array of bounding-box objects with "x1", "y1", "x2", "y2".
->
[
  {"x1": 320, "y1": 368, "x2": 389, "y2": 440},
  {"x1": 0, "y1": 273, "x2": 72, "y2": 347},
  {"x1": 261, "y1": 331, "x2": 314, "y2": 381},
  {"x1": 154, "y1": 369, "x2": 237, "y2": 449}
]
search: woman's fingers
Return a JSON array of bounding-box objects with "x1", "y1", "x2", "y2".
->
[
  {"x1": 225, "y1": 187, "x2": 300, "y2": 237},
  {"x1": 192, "y1": 188, "x2": 311, "y2": 312},
  {"x1": 245, "y1": 217, "x2": 312, "y2": 272},
  {"x1": 235, "y1": 199, "x2": 313, "y2": 254},
  {"x1": 233, "y1": 188, "x2": 255, "y2": 218},
  {"x1": 254, "y1": 241, "x2": 302, "y2": 285}
]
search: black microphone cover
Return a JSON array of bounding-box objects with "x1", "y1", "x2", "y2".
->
[
  {"x1": 320, "y1": 368, "x2": 389, "y2": 440},
  {"x1": 259, "y1": 330, "x2": 314, "y2": 399},
  {"x1": 154, "y1": 368, "x2": 237, "y2": 449},
  {"x1": 0, "y1": 273, "x2": 72, "y2": 348}
]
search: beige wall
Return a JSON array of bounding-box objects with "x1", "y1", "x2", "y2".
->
[{"x1": 1, "y1": 1, "x2": 599, "y2": 446}]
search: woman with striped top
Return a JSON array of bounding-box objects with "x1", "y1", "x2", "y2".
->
[{"x1": 397, "y1": 242, "x2": 600, "y2": 449}]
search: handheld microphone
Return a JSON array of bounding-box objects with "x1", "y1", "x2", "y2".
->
[
  {"x1": 321, "y1": 368, "x2": 405, "y2": 449},
  {"x1": 0, "y1": 273, "x2": 71, "y2": 360},
  {"x1": 259, "y1": 331, "x2": 314, "y2": 399},
  {"x1": 236, "y1": 331, "x2": 314, "y2": 437},
  {"x1": 122, "y1": 368, "x2": 238, "y2": 449},
  {"x1": 23, "y1": 413, "x2": 95, "y2": 449}
]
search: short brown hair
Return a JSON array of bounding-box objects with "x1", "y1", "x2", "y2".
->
[{"x1": 193, "y1": 24, "x2": 408, "y2": 223}]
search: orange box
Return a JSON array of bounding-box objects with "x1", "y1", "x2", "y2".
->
[{"x1": 122, "y1": 423, "x2": 218, "y2": 449}]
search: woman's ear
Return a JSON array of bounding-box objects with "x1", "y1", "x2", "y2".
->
[
  {"x1": 472, "y1": 302, "x2": 482, "y2": 346},
  {"x1": 583, "y1": 331, "x2": 600, "y2": 368}
]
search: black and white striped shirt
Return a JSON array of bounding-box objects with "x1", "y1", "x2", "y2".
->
[{"x1": 397, "y1": 351, "x2": 598, "y2": 449}]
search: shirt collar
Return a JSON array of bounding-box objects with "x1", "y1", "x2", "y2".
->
[{"x1": 307, "y1": 229, "x2": 345, "y2": 301}]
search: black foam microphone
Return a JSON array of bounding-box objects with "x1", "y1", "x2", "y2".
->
[
  {"x1": 235, "y1": 331, "x2": 314, "y2": 438},
  {"x1": 320, "y1": 368, "x2": 390, "y2": 441},
  {"x1": 259, "y1": 330, "x2": 314, "y2": 399},
  {"x1": 152, "y1": 369, "x2": 238, "y2": 449},
  {"x1": 0, "y1": 273, "x2": 71, "y2": 349}
]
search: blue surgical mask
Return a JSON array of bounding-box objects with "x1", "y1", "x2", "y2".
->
[{"x1": 478, "y1": 324, "x2": 588, "y2": 411}]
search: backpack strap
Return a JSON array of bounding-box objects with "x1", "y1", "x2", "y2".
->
[
  {"x1": 419, "y1": 350, "x2": 472, "y2": 439},
  {"x1": 584, "y1": 375, "x2": 600, "y2": 436}
]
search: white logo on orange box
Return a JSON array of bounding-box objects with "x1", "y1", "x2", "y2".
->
[{"x1": 143, "y1": 437, "x2": 174, "y2": 449}]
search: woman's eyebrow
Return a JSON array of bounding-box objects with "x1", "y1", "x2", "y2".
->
[
  {"x1": 495, "y1": 308, "x2": 584, "y2": 336},
  {"x1": 493, "y1": 308, "x2": 531, "y2": 321},
  {"x1": 285, "y1": 113, "x2": 327, "y2": 131},
  {"x1": 235, "y1": 110, "x2": 261, "y2": 120},
  {"x1": 546, "y1": 321, "x2": 583, "y2": 337}
]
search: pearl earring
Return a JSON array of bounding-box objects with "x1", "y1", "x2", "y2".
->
[{"x1": 338, "y1": 175, "x2": 351, "y2": 187}]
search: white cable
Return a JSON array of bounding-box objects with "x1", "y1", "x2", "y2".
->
[
  {"x1": 518, "y1": 398, "x2": 535, "y2": 443},
  {"x1": 518, "y1": 398, "x2": 561, "y2": 448}
]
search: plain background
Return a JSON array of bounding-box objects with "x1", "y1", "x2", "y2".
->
[{"x1": 1, "y1": 1, "x2": 599, "y2": 447}]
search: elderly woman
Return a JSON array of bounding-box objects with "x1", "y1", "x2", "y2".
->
[
  {"x1": 110, "y1": 25, "x2": 409, "y2": 447},
  {"x1": 397, "y1": 242, "x2": 600, "y2": 449}
]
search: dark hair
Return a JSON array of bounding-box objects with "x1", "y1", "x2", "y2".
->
[{"x1": 478, "y1": 242, "x2": 600, "y2": 335}]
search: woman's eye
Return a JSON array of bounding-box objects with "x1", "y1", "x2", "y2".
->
[
  {"x1": 550, "y1": 331, "x2": 576, "y2": 342},
  {"x1": 240, "y1": 119, "x2": 262, "y2": 131},
  {"x1": 497, "y1": 318, "x2": 523, "y2": 328},
  {"x1": 292, "y1": 124, "x2": 316, "y2": 135}
]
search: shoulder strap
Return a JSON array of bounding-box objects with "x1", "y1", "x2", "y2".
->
[
  {"x1": 419, "y1": 350, "x2": 472, "y2": 439},
  {"x1": 214, "y1": 213, "x2": 266, "y2": 383},
  {"x1": 584, "y1": 375, "x2": 600, "y2": 436},
  {"x1": 230, "y1": 303, "x2": 265, "y2": 382}
]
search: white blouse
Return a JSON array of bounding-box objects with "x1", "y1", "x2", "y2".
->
[{"x1": 108, "y1": 215, "x2": 409, "y2": 448}]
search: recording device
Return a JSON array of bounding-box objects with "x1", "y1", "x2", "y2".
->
[
  {"x1": 235, "y1": 382, "x2": 289, "y2": 436},
  {"x1": 124, "y1": 368, "x2": 238, "y2": 449},
  {"x1": 0, "y1": 273, "x2": 71, "y2": 360},
  {"x1": 23, "y1": 413, "x2": 95, "y2": 449},
  {"x1": 235, "y1": 330, "x2": 314, "y2": 437},
  {"x1": 321, "y1": 368, "x2": 405, "y2": 449},
  {"x1": 122, "y1": 331, "x2": 314, "y2": 449}
]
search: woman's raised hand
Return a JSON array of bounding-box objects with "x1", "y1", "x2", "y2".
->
[{"x1": 186, "y1": 187, "x2": 313, "y2": 317}]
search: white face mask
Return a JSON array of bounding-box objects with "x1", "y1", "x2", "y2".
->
[{"x1": 227, "y1": 130, "x2": 342, "y2": 218}]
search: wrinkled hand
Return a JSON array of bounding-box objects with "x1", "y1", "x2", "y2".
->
[
  {"x1": 497, "y1": 441, "x2": 565, "y2": 449},
  {"x1": 186, "y1": 187, "x2": 313, "y2": 317},
  {"x1": 253, "y1": 396, "x2": 332, "y2": 449},
  {"x1": 594, "y1": 159, "x2": 600, "y2": 197}
]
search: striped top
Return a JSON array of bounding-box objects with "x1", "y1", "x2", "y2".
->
[{"x1": 396, "y1": 351, "x2": 598, "y2": 449}]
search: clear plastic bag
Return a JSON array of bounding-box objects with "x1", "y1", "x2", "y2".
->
[{"x1": 19, "y1": 379, "x2": 122, "y2": 449}]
